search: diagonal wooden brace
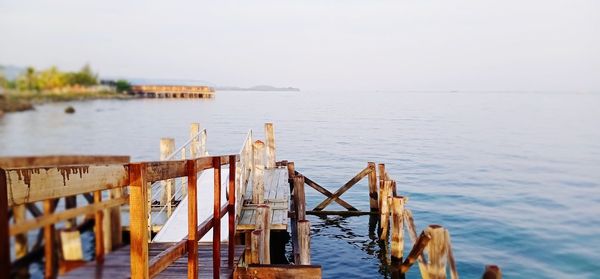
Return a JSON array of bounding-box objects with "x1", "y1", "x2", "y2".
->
[
  {"x1": 312, "y1": 166, "x2": 373, "y2": 211},
  {"x1": 303, "y1": 175, "x2": 358, "y2": 211}
]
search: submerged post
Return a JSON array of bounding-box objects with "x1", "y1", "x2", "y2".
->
[
  {"x1": 160, "y1": 138, "x2": 175, "y2": 216},
  {"x1": 391, "y1": 196, "x2": 405, "y2": 263},
  {"x1": 265, "y1": 123, "x2": 276, "y2": 168},
  {"x1": 482, "y1": 265, "x2": 502, "y2": 279},
  {"x1": 298, "y1": 220, "x2": 311, "y2": 265},
  {"x1": 252, "y1": 140, "x2": 265, "y2": 204},
  {"x1": 425, "y1": 225, "x2": 449, "y2": 279},
  {"x1": 368, "y1": 162, "x2": 378, "y2": 212}
]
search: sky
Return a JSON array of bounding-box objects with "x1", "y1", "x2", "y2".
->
[{"x1": 1, "y1": 0, "x2": 598, "y2": 91}]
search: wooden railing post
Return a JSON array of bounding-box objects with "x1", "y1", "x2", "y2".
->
[
  {"x1": 160, "y1": 138, "x2": 175, "y2": 217},
  {"x1": 425, "y1": 225, "x2": 449, "y2": 279},
  {"x1": 293, "y1": 175, "x2": 306, "y2": 221},
  {"x1": 252, "y1": 140, "x2": 265, "y2": 204},
  {"x1": 0, "y1": 170, "x2": 11, "y2": 276},
  {"x1": 212, "y1": 157, "x2": 222, "y2": 279},
  {"x1": 367, "y1": 162, "x2": 378, "y2": 212},
  {"x1": 190, "y1": 123, "x2": 200, "y2": 158},
  {"x1": 187, "y1": 160, "x2": 198, "y2": 279},
  {"x1": 129, "y1": 163, "x2": 149, "y2": 279},
  {"x1": 228, "y1": 155, "x2": 236, "y2": 267},
  {"x1": 43, "y1": 199, "x2": 57, "y2": 278},
  {"x1": 265, "y1": 123, "x2": 276, "y2": 168},
  {"x1": 391, "y1": 196, "x2": 405, "y2": 263},
  {"x1": 14, "y1": 204, "x2": 29, "y2": 277},
  {"x1": 94, "y1": 191, "x2": 105, "y2": 263},
  {"x1": 297, "y1": 220, "x2": 311, "y2": 265},
  {"x1": 109, "y1": 187, "x2": 123, "y2": 250}
]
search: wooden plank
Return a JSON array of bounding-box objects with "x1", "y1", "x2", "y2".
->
[
  {"x1": 298, "y1": 220, "x2": 311, "y2": 265},
  {"x1": 129, "y1": 163, "x2": 149, "y2": 279},
  {"x1": 252, "y1": 141, "x2": 265, "y2": 204},
  {"x1": 250, "y1": 229, "x2": 264, "y2": 264},
  {"x1": 187, "y1": 160, "x2": 198, "y2": 279},
  {"x1": 255, "y1": 205, "x2": 271, "y2": 264},
  {"x1": 9, "y1": 196, "x2": 129, "y2": 236},
  {"x1": 0, "y1": 155, "x2": 130, "y2": 168},
  {"x1": 303, "y1": 175, "x2": 357, "y2": 211},
  {"x1": 0, "y1": 170, "x2": 10, "y2": 276},
  {"x1": 145, "y1": 160, "x2": 186, "y2": 182},
  {"x1": 5, "y1": 164, "x2": 129, "y2": 206},
  {"x1": 264, "y1": 123, "x2": 276, "y2": 169},
  {"x1": 234, "y1": 265, "x2": 322, "y2": 279},
  {"x1": 149, "y1": 239, "x2": 187, "y2": 277},
  {"x1": 213, "y1": 157, "x2": 222, "y2": 279}
]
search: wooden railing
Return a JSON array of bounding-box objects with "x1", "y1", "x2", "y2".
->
[{"x1": 0, "y1": 154, "x2": 240, "y2": 279}]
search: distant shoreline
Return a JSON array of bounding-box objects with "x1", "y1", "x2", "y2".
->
[
  {"x1": 0, "y1": 90, "x2": 132, "y2": 114},
  {"x1": 215, "y1": 85, "x2": 300, "y2": 92}
]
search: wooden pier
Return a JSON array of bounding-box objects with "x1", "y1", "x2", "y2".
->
[
  {"x1": 130, "y1": 85, "x2": 215, "y2": 99},
  {"x1": 0, "y1": 122, "x2": 502, "y2": 279}
]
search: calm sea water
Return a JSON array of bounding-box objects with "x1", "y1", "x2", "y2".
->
[{"x1": 1, "y1": 91, "x2": 599, "y2": 278}]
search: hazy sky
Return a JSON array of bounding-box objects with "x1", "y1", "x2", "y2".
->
[{"x1": 1, "y1": 1, "x2": 598, "y2": 91}]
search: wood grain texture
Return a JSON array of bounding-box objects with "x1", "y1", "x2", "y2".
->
[
  {"x1": 367, "y1": 162, "x2": 378, "y2": 211},
  {"x1": 265, "y1": 123, "x2": 276, "y2": 169},
  {"x1": 425, "y1": 225, "x2": 449, "y2": 279},
  {"x1": 0, "y1": 155, "x2": 129, "y2": 168},
  {"x1": 129, "y1": 163, "x2": 149, "y2": 279},
  {"x1": 234, "y1": 265, "x2": 322, "y2": 279},
  {"x1": 313, "y1": 165, "x2": 371, "y2": 211},
  {"x1": 213, "y1": 157, "x2": 222, "y2": 279},
  {"x1": 187, "y1": 160, "x2": 198, "y2": 279},
  {"x1": 0, "y1": 170, "x2": 11, "y2": 276},
  {"x1": 391, "y1": 196, "x2": 405, "y2": 263}
]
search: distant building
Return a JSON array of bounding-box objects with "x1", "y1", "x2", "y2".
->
[{"x1": 129, "y1": 85, "x2": 215, "y2": 99}]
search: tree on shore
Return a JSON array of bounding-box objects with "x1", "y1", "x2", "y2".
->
[{"x1": 115, "y1": 79, "x2": 131, "y2": 93}]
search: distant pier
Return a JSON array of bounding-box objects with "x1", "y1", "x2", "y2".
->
[{"x1": 130, "y1": 85, "x2": 215, "y2": 98}]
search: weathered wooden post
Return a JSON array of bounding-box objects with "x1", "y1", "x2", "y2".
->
[
  {"x1": 44, "y1": 199, "x2": 57, "y2": 278},
  {"x1": 294, "y1": 175, "x2": 306, "y2": 221},
  {"x1": 380, "y1": 180, "x2": 393, "y2": 240},
  {"x1": 130, "y1": 163, "x2": 149, "y2": 279},
  {"x1": 251, "y1": 229, "x2": 265, "y2": 264},
  {"x1": 212, "y1": 157, "x2": 222, "y2": 279},
  {"x1": 400, "y1": 230, "x2": 431, "y2": 274},
  {"x1": 425, "y1": 225, "x2": 449, "y2": 279},
  {"x1": 94, "y1": 191, "x2": 105, "y2": 263},
  {"x1": 160, "y1": 138, "x2": 175, "y2": 217},
  {"x1": 482, "y1": 265, "x2": 502, "y2": 279},
  {"x1": 190, "y1": 123, "x2": 200, "y2": 158},
  {"x1": 0, "y1": 170, "x2": 10, "y2": 276},
  {"x1": 378, "y1": 164, "x2": 386, "y2": 210},
  {"x1": 391, "y1": 196, "x2": 405, "y2": 263},
  {"x1": 108, "y1": 187, "x2": 123, "y2": 251},
  {"x1": 252, "y1": 140, "x2": 265, "y2": 204},
  {"x1": 403, "y1": 208, "x2": 429, "y2": 277},
  {"x1": 368, "y1": 162, "x2": 378, "y2": 212},
  {"x1": 298, "y1": 220, "x2": 311, "y2": 265},
  {"x1": 265, "y1": 123, "x2": 276, "y2": 169},
  {"x1": 255, "y1": 205, "x2": 271, "y2": 264}
]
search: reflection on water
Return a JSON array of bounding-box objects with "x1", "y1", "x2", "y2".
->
[{"x1": 1, "y1": 91, "x2": 600, "y2": 278}]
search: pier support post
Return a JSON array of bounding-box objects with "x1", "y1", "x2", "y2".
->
[
  {"x1": 378, "y1": 164, "x2": 386, "y2": 210},
  {"x1": 298, "y1": 220, "x2": 311, "y2": 265},
  {"x1": 190, "y1": 123, "x2": 200, "y2": 158},
  {"x1": 94, "y1": 191, "x2": 105, "y2": 263},
  {"x1": 14, "y1": 204, "x2": 29, "y2": 277},
  {"x1": 425, "y1": 225, "x2": 449, "y2": 279},
  {"x1": 391, "y1": 196, "x2": 405, "y2": 263},
  {"x1": 380, "y1": 180, "x2": 393, "y2": 240},
  {"x1": 368, "y1": 162, "x2": 378, "y2": 212},
  {"x1": 0, "y1": 170, "x2": 9, "y2": 276},
  {"x1": 294, "y1": 175, "x2": 306, "y2": 221},
  {"x1": 252, "y1": 140, "x2": 265, "y2": 204},
  {"x1": 265, "y1": 123, "x2": 276, "y2": 169},
  {"x1": 187, "y1": 160, "x2": 198, "y2": 279},
  {"x1": 255, "y1": 205, "x2": 271, "y2": 264},
  {"x1": 160, "y1": 138, "x2": 175, "y2": 217},
  {"x1": 251, "y1": 229, "x2": 265, "y2": 264},
  {"x1": 43, "y1": 199, "x2": 57, "y2": 278}
]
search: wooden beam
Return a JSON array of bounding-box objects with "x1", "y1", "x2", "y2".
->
[
  {"x1": 149, "y1": 239, "x2": 187, "y2": 277},
  {"x1": 379, "y1": 180, "x2": 392, "y2": 240},
  {"x1": 400, "y1": 230, "x2": 431, "y2": 273},
  {"x1": 187, "y1": 160, "x2": 198, "y2": 279},
  {"x1": 145, "y1": 160, "x2": 187, "y2": 182},
  {"x1": 306, "y1": 210, "x2": 374, "y2": 216},
  {"x1": 265, "y1": 123, "x2": 276, "y2": 168},
  {"x1": 5, "y1": 164, "x2": 129, "y2": 206},
  {"x1": 425, "y1": 225, "x2": 449, "y2": 279},
  {"x1": 234, "y1": 264, "x2": 322, "y2": 279},
  {"x1": 298, "y1": 220, "x2": 311, "y2": 265},
  {"x1": 250, "y1": 229, "x2": 264, "y2": 264},
  {"x1": 129, "y1": 163, "x2": 149, "y2": 279},
  {"x1": 404, "y1": 208, "x2": 429, "y2": 278},
  {"x1": 313, "y1": 165, "x2": 371, "y2": 211},
  {"x1": 302, "y1": 174, "x2": 357, "y2": 211},
  {"x1": 9, "y1": 196, "x2": 128, "y2": 236},
  {"x1": 159, "y1": 138, "x2": 175, "y2": 215},
  {"x1": 212, "y1": 157, "x2": 222, "y2": 279},
  {"x1": 391, "y1": 196, "x2": 405, "y2": 263},
  {"x1": 93, "y1": 191, "x2": 105, "y2": 263},
  {"x1": 293, "y1": 175, "x2": 306, "y2": 221},
  {"x1": 0, "y1": 155, "x2": 130, "y2": 168},
  {"x1": 13, "y1": 204, "x2": 29, "y2": 277},
  {"x1": 255, "y1": 205, "x2": 271, "y2": 264},
  {"x1": 252, "y1": 141, "x2": 265, "y2": 204}
]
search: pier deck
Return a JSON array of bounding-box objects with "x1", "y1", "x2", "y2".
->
[
  {"x1": 59, "y1": 243, "x2": 244, "y2": 279},
  {"x1": 237, "y1": 167, "x2": 289, "y2": 231}
]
